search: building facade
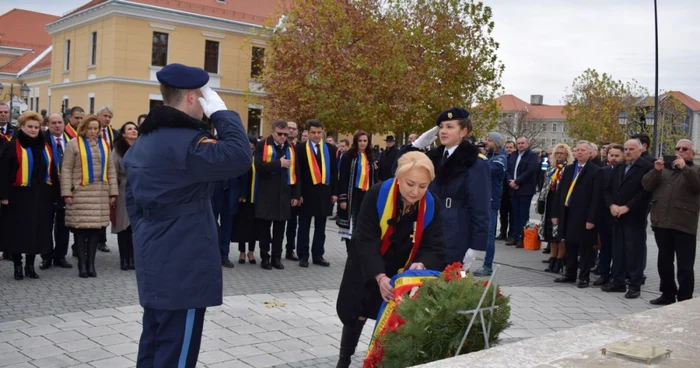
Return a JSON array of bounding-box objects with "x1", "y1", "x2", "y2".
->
[{"x1": 496, "y1": 94, "x2": 574, "y2": 151}]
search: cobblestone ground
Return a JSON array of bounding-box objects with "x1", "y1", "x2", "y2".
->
[{"x1": 0, "y1": 207, "x2": 698, "y2": 367}]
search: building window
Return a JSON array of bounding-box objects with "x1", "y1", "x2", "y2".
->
[
  {"x1": 35, "y1": 97, "x2": 39, "y2": 112},
  {"x1": 149, "y1": 99, "x2": 164, "y2": 110},
  {"x1": 250, "y1": 47, "x2": 265, "y2": 79},
  {"x1": 563, "y1": 124, "x2": 567, "y2": 132},
  {"x1": 64, "y1": 40, "x2": 71, "y2": 70},
  {"x1": 89, "y1": 97, "x2": 95, "y2": 114},
  {"x1": 551, "y1": 139, "x2": 556, "y2": 146},
  {"x1": 29, "y1": 97, "x2": 34, "y2": 111},
  {"x1": 62, "y1": 98, "x2": 69, "y2": 111},
  {"x1": 247, "y1": 108, "x2": 261, "y2": 136},
  {"x1": 152, "y1": 32, "x2": 169, "y2": 67},
  {"x1": 204, "y1": 40, "x2": 219, "y2": 74},
  {"x1": 89, "y1": 32, "x2": 97, "y2": 66},
  {"x1": 552, "y1": 123, "x2": 557, "y2": 132}
]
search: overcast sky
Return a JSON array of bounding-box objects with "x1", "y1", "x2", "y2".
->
[{"x1": 2, "y1": 0, "x2": 698, "y2": 104}]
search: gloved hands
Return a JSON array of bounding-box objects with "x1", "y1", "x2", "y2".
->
[
  {"x1": 412, "y1": 126, "x2": 439, "y2": 150},
  {"x1": 198, "y1": 86, "x2": 227, "y2": 118}
]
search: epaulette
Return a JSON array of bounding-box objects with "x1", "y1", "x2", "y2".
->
[{"x1": 478, "y1": 153, "x2": 488, "y2": 160}]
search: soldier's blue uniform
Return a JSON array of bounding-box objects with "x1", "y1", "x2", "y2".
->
[{"x1": 122, "y1": 64, "x2": 251, "y2": 368}]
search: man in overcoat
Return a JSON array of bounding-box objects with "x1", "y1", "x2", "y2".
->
[
  {"x1": 122, "y1": 63, "x2": 251, "y2": 368},
  {"x1": 506, "y1": 136, "x2": 539, "y2": 247}
]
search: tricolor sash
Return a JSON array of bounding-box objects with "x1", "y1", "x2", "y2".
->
[
  {"x1": 548, "y1": 163, "x2": 564, "y2": 192},
  {"x1": 77, "y1": 136, "x2": 109, "y2": 186},
  {"x1": 65, "y1": 124, "x2": 78, "y2": 139},
  {"x1": 366, "y1": 270, "x2": 441, "y2": 361},
  {"x1": 375, "y1": 178, "x2": 435, "y2": 272},
  {"x1": 354, "y1": 152, "x2": 370, "y2": 191},
  {"x1": 305, "y1": 140, "x2": 331, "y2": 185},
  {"x1": 49, "y1": 133, "x2": 70, "y2": 173},
  {"x1": 0, "y1": 131, "x2": 12, "y2": 142},
  {"x1": 262, "y1": 140, "x2": 297, "y2": 185},
  {"x1": 14, "y1": 142, "x2": 53, "y2": 187},
  {"x1": 564, "y1": 162, "x2": 582, "y2": 206}
]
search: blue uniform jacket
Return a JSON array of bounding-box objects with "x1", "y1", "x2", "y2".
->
[
  {"x1": 122, "y1": 106, "x2": 251, "y2": 310},
  {"x1": 506, "y1": 148, "x2": 539, "y2": 196},
  {"x1": 487, "y1": 149, "x2": 507, "y2": 210}
]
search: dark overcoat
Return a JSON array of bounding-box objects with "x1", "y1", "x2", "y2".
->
[
  {"x1": 604, "y1": 160, "x2": 653, "y2": 228},
  {"x1": 552, "y1": 162, "x2": 602, "y2": 246},
  {"x1": 123, "y1": 106, "x2": 251, "y2": 310},
  {"x1": 253, "y1": 136, "x2": 300, "y2": 222},
  {"x1": 507, "y1": 148, "x2": 540, "y2": 197},
  {"x1": 296, "y1": 139, "x2": 337, "y2": 217},
  {"x1": 336, "y1": 181, "x2": 445, "y2": 325}
]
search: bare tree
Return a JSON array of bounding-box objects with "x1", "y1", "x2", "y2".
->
[{"x1": 497, "y1": 112, "x2": 547, "y2": 150}]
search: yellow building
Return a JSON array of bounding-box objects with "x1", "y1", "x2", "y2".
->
[{"x1": 45, "y1": 0, "x2": 281, "y2": 134}]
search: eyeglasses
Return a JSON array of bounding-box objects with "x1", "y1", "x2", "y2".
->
[
  {"x1": 554, "y1": 152, "x2": 567, "y2": 155},
  {"x1": 675, "y1": 146, "x2": 690, "y2": 152},
  {"x1": 275, "y1": 132, "x2": 289, "y2": 137}
]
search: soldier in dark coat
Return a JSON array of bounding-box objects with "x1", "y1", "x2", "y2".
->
[
  {"x1": 552, "y1": 141, "x2": 603, "y2": 288},
  {"x1": 295, "y1": 120, "x2": 336, "y2": 268},
  {"x1": 122, "y1": 64, "x2": 251, "y2": 368},
  {"x1": 254, "y1": 121, "x2": 301, "y2": 270},
  {"x1": 0, "y1": 102, "x2": 17, "y2": 262}
]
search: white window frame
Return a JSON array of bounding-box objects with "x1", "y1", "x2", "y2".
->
[
  {"x1": 552, "y1": 123, "x2": 557, "y2": 132},
  {"x1": 204, "y1": 39, "x2": 220, "y2": 74}
]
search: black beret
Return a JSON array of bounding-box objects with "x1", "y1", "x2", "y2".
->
[
  {"x1": 156, "y1": 63, "x2": 210, "y2": 89},
  {"x1": 436, "y1": 107, "x2": 470, "y2": 126}
]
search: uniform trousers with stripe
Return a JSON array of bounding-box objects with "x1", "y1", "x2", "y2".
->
[{"x1": 137, "y1": 307, "x2": 206, "y2": 368}]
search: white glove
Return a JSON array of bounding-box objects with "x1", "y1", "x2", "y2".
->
[
  {"x1": 412, "y1": 126, "x2": 439, "y2": 150},
  {"x1": 198, "y1": 86, "x2": 227, "y2": 118}
]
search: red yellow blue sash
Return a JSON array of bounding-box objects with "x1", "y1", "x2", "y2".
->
[
  {"x1": 102, "y1": 126, "x2": 115, "y2": 149},
  {"x1": 262, "y1": 140, "x2": 297, "y2": 185},
  {"x1": 0, "y1": 131, "x2": 12, "y2": 142},
  {"x1": 305, "y1": 140, "x2": 331, "y2": 185},
  {"x1": 375, "y1": 178, "x2": 435, "y2": 272},
  {"x1": 14, "y1": 142, "x2": 53, "y2": 187},
  {"x1": 48, "y1": 133, "x2": 70, "y2": 173},
  {"x1": 65, "y1": 124, "x2": 78, "y2": 139},
  {"x1": 354, "y1": 152, "x2": 370, "y2": 191},
  {"x1": 77, "y1": 136, "x2": 109, "y2": 186},
  {"x1": 564, "y1": 162, "x2": 582, "y2": 206}
]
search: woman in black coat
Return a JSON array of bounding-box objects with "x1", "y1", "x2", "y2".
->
[
  {"x1": 335, "y1": 152, "x2": 445, "y2": 368},
  {"x1": 336, "y1": 130, "x2": 377, "y2": 250},
  {"x1": 0, "y1": 111, "x2": 58, "y2": 280},
  {"x1": 231, "y1": 136, "x2": 259, "y2": 264}
]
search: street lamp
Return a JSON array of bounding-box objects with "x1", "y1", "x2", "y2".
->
[
  {"x1": 619, "y1": 112, "x2": 654, "y2": 137},
  {"x1": 0, "y1": 82, "x2": 31, "y2": 124}
]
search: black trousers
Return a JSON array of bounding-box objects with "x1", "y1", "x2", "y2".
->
[
  {"x1": 654, "y1": 227, "x2": 696, "y2": 301},
  {"x1": 238, "y1": 242, "x2": 256, "y2": 252},
  {"x1": 137, "y1": 307, "x2": 206, "y2": 368},
  {"x1": 499, "y1": 192, "x2": 511, "y2": 237},
  {"x1": 611, "y1": 223, "x2": 647, "y2": 290},
  {"x1": 99, "y1": 227, "x2": 107, "y2": 245},
  {"x1": 297, "y1": 216, "x2": 327, "y2": 262},
  {"x1": 259, "y1": 220, "x2": 285, "y2": 260},
  {"x1": 43, "y1": 205, "x2": 70, "y2": 262},
  {"x1": 286, "y1": 206, "x2": 298, "y2": 254},
  {"x1": 564, "y1": 241, "x2": 594, "y2": 281},
  {"x1": 12, "y1": 254, "x2": 36, "y2": 266}
]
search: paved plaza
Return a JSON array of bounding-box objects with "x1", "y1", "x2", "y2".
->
[{"x1": 0, "y1": 215, "x2": 698, "y2": 367}]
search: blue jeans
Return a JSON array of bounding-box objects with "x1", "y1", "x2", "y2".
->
[
  {"x1": 212, "y1": 184, "x2": 237, "y2": 258},
  {"x1": 484, "y1": 210, "x2": 499, "y2": 269},
  {"x1": 511, "y1": 194, "x2": 534, "y2": 241}
]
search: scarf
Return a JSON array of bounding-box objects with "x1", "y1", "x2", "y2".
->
[
  {"x1": 548, "y1": 163, "x2": 565, "y2": 192},
  {"x1": 65, "y1": 124, "x2": 78, "y2": 139},
  {"x1": 262, "y1": 140, "x2": 297, "y2": 185},
  {"x1": 77, "y1": 136, "x2": 109, "y2": 186},
  {"x1": 564, "y1": 162, "x2": 582, "y2": 207},
  {"x1": 305, "y1": 140, "x2": 331, "y2": 185},
  {"x1": 354, "y1": 152, "x2": 370, "y2": 191},
  {"x1": 14, "y1": 141, "x2": 53, "y2": 187},
  {"x1": 0, "y1": 130, "x2": 11, "y2": 142},
  {"x1": 376, "y1": 178, "x2": 435, "y2": 270}
]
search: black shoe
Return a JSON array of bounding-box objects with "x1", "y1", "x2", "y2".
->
[
  {"x1": 261, "y1": 259, "x2": 272, "y2": 270},
  {"x1": 542, "y1": 259, "x2": 551, "y2": 263},
  {"x1": 128, "y1": 257, "x2": 135, "y2": 270},
  {"x1": 299, "y1": 260, "x2": 309, "y2": 268},
  {"x1": 120, "y1": 256, "x2": 129, "y2": 271},
  {"x1": 285, "y1": 252, "x2": 299, "y2": 261},
  {"x1": 495, "y1": 234, "x2": 506, "y2": 241},
  {"x1": 505, "y1": 240, "x2": 518, "y2": 246},
  {"x1": 272, "y1": 258, "x2": 284, "y2": 270},
  {"x1": 238, "y1": 252, "x2": 246, "y2": 264},
  {"x1": 544, "y1": 258, "x2": 555, "y2": 272},
  {"x1": 591, "y1": 266, "x2": 600, "y2": 275},
  {"x1": 313, "y1": 258, "x2": 330, "y2": 267},
  {"x1": 554, "y1": 276, "x2": 576, "y2": 283},
  {"x1": 222, "y1": 259, "x2": 235, "y2": 269},
  {"x1": 593, "y1": 276, "x2": 609, "y2": 286},
  {"x1": 577, "y1": 279, "x2": 589, "y2": 288},
  {"x1": 54, "y1": 258, "x2": 73, "y2": 268},
  {"x1": 98, "y1": 243, "x2": 110, "y2": 252},
  {"x1": 650, "y1": 296, "x2": 675, "y2": 306},
  {"x1": 625, "y1": 289, "x2": 641, "y2": 299},
  {"x1": 24, "y1": 265, "x2": 39, "y2": 279},
  {"x1": 601, "y1": 283, "x2": 626, "y2": 293},
  {"x1": 13, "y1": 264, "x2": 23, "y2": 280},
  {"x1": 39, "y1": 259, "x2": 52, "y2": 270},
  {"x1": 77, "y1": 242, "x2": 88, "y2": 278}
]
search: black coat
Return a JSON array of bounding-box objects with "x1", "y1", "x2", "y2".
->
[
  {"x1": 253, "y1": 136, "x2": 300, "y2": 221},
  {"x1": 378, "y1": 145, "x2": 399, "y2": 181},
  {"x1": 296, "y1": 140, "x2": 337, "y2": 217},
  {"x1": 337, "y1": 151, "x2": 378, "y2": 225},
  {"x1": 552, "y1": 162, "x2": 602, "y2": 245},
  {"x1": 0, "y1": 131, "x2": 58, "y2": 255},
  {"x1": 597, "y1": 165, "x2": 616, "y2": 226},
  {"x1": 336, "y1": 182, "x2": 445, "y2": 325},
  {"x1": 507, "y1": 148, "x2": 540, "y2": 196},
  {"x1": 640, "y1": 151, "x2": 656, "y2": 165},
  {"x1": 604, "y1": 160, "x2": 653, "y2": 228}
]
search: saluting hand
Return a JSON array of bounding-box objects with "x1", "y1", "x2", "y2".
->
[{"x1": 197, "y1": 86, "x2": 228, "y2": 118}]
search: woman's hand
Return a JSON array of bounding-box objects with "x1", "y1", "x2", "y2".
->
[
  {"x1": 64, "y1": 197, "x2": 73, "y2": 205},
  {"x1": 408, "y1": 262, "x2": 425, "y2": 270},
  {"x1": 376, "y1": 273, "x2": 394, "y2": 302}
]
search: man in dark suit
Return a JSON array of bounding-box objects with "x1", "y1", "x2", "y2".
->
[
  {"x1": 40, "y1": 113, "x2": 73, "y2": 270},
  {"x1": 602, "y1": 139, "x2": 653, "y2": 298},
  {"x1": 497, "y1": 141, "x2": 516, "y2": 241},
  {"x1": 296, "y1": 120, "x2": 337, "y2": 268},
  {"x1": 506, "y1": 136, "x2": 539, "y2": 247},
  {"x1": 0, "y1": 102, "x2": 16, "y2": 261},
  {"x1": 378, "y1": 135, "x2": 398, "y2": 181},
  {"x1": 285, "y1": 120, "x2": 301, "y2": 261},
  {"x1": 95, "y1": 106, "x2": 120, "y2": 253},
  {"x1": 594, "y1": 144, "x2": 624, "y2": 286},
  {"x1": 552, "y1": 140, "x2": 602, "y2": 288}
]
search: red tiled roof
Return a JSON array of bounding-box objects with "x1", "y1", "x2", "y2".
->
[
  {"x1": 24, "y1": 50, "x2": 52, "y2": 74},
  {"x1": 0, "y1": 9, "x2": 58, "y2": 74},
  {"x1": 665, "y1": 91, "x2": 700, "y2": 111},
  {"x1": 495, "y1": 94, "x2": 529, "y2": 112},
  {"x1": 496, "y1": 94, "x2": 564, "y2": 120},
  {"x1": 64, "y1": 0, "x2": 286, "y2": 26}
]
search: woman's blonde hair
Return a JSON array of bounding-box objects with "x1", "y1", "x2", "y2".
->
[
  {"x1": 549, "y1": 143, "x2": 574, "y2": 165},
  {"x1": 395, "y1": 151, "x2": 435, "y2": 181},
  {"x1": 17, "y1": 111, "x2": 42, "y2": 128},
  {"x1": 77, "y1": 114, "x2": 101, "y2": 137}
]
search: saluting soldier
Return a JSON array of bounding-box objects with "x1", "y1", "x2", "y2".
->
[{"x1": 122, "y1": 63, "x2": 252, "y2": 368}]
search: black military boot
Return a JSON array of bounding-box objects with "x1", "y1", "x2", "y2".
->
[
  {"x1": 14, "y1": 264, "x2": 23, "y2": 280},
  {"x1": 544, "y1": 257, "x2": 555, "y2": 272},
  {"x1": 87, "y1": 238, "x2": 98, "y2": 277},
  {"x1": 24, "y1": 261, "x2": 39, "y2": 279},
  {"x1": 337, "y1": 319, "x2": 367, "y2": 368},
  {"x1": 118, "y1": 244, "x2": 128, "y2": 271}
]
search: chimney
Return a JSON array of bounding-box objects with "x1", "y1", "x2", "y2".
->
[{"x1": 530, "y1": 95, "x2": 543, "y2": 105}]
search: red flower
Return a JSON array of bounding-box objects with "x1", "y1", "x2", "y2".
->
[
  {"x1": 364, "y1": 343, "x2": 384, "y2": 368},
  {"x1": 483, "y1": 280, "x2": 489, "y2": 287},
  {"x1": 443, "y1": 262, "x2": 463, "y2": 282},
  {"x1": 386, "y1": 312, "x2": 406, "y2": 332}
]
